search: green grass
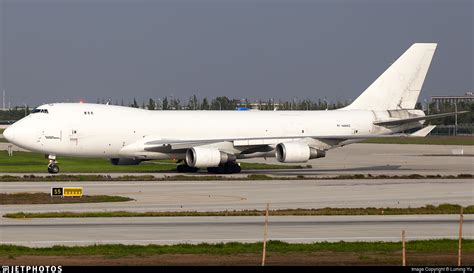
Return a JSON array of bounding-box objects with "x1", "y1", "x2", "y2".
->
[
  {"x1": 363, "y1": 136, "x2": 474, "y2": 145},
  {"x1": 4, "y1": 204, "x2": 472, "y2": 218},
  {"x1": 1, "y1": 239, "x2": 472, "y2": 257},
  {"x1": 0, "y1": 192, "x2": 133, "y2": 205},
  {"x1": 0, "y1": 151, "x2": 303, "y2": 173}
]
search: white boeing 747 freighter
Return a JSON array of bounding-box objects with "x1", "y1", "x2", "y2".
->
[{"x1": 4, "y1": 43, "x2": 464, "y2": 174}]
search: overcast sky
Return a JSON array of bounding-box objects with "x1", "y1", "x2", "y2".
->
[{"x1": 1, "y1": 0, "x2": 472, "y2": 107}]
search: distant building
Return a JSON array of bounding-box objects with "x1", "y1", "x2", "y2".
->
[{"x1": 431, "y1": 92, "x2": 474, "y2": 110}]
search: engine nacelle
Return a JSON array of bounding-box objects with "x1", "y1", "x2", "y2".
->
[
  {"x1": 275, "y1": 142, "x2": 325, "y2": 163},
  {"x1": 110, "y1": 158, "x2": 142, "y2": 165},
  {"x1": 186, "y1": 147, "x2": 235, "y2": 168}
]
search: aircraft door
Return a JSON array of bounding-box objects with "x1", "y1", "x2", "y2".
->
[{"x1": 69, "y1": 129, "x2": 79, "y2": 146}]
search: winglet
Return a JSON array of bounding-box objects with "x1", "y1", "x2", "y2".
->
[{"x1": 409, "y1": 125, "x2": 436, "y2": 137}]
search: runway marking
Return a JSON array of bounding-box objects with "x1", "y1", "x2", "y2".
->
[{"x1": 2, "y1": 235, "x2": 473, "y2": 245}]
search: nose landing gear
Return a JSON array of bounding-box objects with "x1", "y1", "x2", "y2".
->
[{"x1": 47, "y1": 155, "x2": 60, "y2": 174}]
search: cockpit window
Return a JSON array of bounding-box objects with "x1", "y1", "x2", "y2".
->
[{"x1": 31, "y1": 108, "x2": 49, "y2": 114}]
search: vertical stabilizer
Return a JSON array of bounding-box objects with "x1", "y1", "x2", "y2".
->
[{"x1": 345, "y1": 43, "x2": 437, "y2": 110}]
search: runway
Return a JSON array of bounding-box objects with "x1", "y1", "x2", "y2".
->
[
  {"x1": 1, "y1": 179, "x2": 473, "y2": 214},
  {"x1": 241, "y1": 143, "x2": 474, "y2": 176},
  {"x1": 1, "y1": 143, "x2": 472, "y2": 247},
  {"x1": 0, "y1": 143, "x2": 473, "y2": 177},
  {"x1": 1, "y1": 215, "x2": 472, "y2": 247}
]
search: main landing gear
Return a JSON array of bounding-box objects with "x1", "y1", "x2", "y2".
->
[
  {"x1": 176, "y1": 161, "x2": 242, "y2": 174},
  {"x1": 207, "y1": 162, "x2": 241, "y2": 174},
  {"x1": 47, "y1": 155, "x2": 60, "y2": 174},
  {"x1": 176, "y1": 163, "x2": 199, "y2": 173}
]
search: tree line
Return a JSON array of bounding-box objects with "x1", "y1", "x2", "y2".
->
[
  {"x1": 1, "y1": 96, "x2": 472, "y2": 126},
  {"x1": 101, "y1": 96, "x2": 351, "y2": 111}
]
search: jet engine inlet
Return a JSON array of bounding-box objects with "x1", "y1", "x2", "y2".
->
[
  {"x1": 186, "y1": 147, "x2": 235, "y2": 168},
  {"x1": 275, "y1": 142, "x2": 325, "y2": 163}
]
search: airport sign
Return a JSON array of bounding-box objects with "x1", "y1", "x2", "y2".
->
[{"x1": 51, "y1": 187, "x2": 83, "y2": 197}]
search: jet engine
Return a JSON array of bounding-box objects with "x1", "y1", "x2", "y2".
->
[
  {"x1": 110, "y1": 158, "x2": 142, "y2": 165},
  {"x1": 186, "y1": 147, "x2": 235, "y2": 168},
  {"x1": 275, "y1": 142, "x2": 325, "y2": 163}
]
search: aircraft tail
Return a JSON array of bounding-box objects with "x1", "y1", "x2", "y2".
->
[{"x1": 344, "y1": 43, "x2": 437, "y2": 111}]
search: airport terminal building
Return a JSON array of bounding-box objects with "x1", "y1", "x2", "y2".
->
[{"x1": 431, "y1": 92, "x2": 474, "y2": 111}]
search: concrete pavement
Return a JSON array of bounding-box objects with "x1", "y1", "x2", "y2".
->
[
  {"x1": 1, "y1": 179, "x2": 472, "y2": 214},
  {"x1": 1, "y1": 215, "x2": 472, "y2": 247}
]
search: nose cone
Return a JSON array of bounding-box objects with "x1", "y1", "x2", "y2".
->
[
  {"x1": 3, "y1": 126, "x2": 14, "y2": 143},
  {"x1": 3, "y1": 119, "x2": 38, "y2": 151}
]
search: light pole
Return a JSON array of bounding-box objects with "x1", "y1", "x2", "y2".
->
[
  {"x1": 454, "y1": 102, "x2": 458, "y2": 136},
  {"x1": 292, "y1": 97, "x2": 297, "y2": 110},
  {"x1": 158, "y1": 98, "x2": 162, "y2": 110},
  {"x1": 424, "y1": 99, "x2": 430, "y2": 115},
  {"x1": 323, "y1": 98, "x2": 328, "y2": 111}
]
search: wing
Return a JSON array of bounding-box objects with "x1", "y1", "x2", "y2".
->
[
  {"x1": 117, "y1": 125, "x2": 437, "y2": 159},
  {"x1": 119, "y1": 126, "x2": 436, "y2": 155}
]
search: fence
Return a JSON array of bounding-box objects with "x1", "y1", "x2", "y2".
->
[{"x1": 430, "y1": 124, "x2": 473, "y2": 136}]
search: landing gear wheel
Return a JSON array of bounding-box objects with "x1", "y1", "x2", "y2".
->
[
  {"x1": 228, "y1": 163, "x2": 241, "y2": 174},
  {"x1": 207, "y1": 162, "x2": 241, "y2": 174},
  {"x1": 177, "y1": 164, "x2": 199, "y2": 173},
  {"x1": 48, "y1": 164, "x2": 60, "y2": 174},
  {"x1": 47, "y1": 156, "x2": 59, "y2": 174}
]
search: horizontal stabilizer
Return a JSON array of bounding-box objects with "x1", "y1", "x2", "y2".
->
[
  {"x1": 409, "y1": 125, "x2": 436, "y2": 137},
  {"x1": 374, "y1": 111, "x2": 469, "y2": 126}
]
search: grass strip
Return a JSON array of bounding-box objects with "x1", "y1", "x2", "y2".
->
[
  {"x1": 1, "y1": 239, "x2": 473, "y2": 257},
  {"x1": 0, "y1": 151, "x2": 304, "y2": 173},
  {"x1": 0, "y1": 173, "x2": 471, "y2": 182},
  {"x1": 0, "y1": 192, "x2": 133, "y2": 205},
  {"x1": 363, "y1": 136, "x2": 474, "y2": 145},
  {"x1": 4, "y1": 204, "x2": 472, "y2": 218}
]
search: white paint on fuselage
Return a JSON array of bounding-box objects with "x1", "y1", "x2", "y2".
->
[{"x1": 6, "y1": 103, "x2": 423, "y2": 159}]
